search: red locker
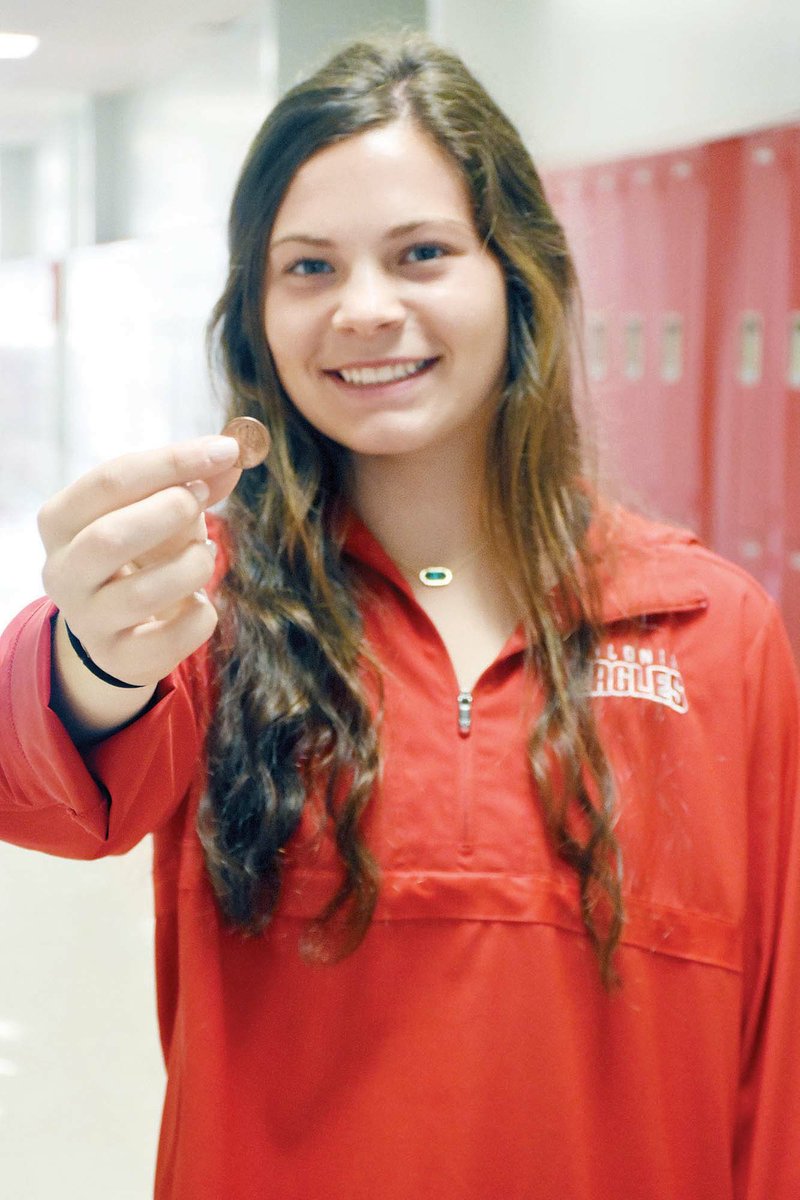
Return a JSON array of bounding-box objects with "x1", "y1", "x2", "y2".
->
[
  {"x1": 547, "y1": 125, "x2": 799, "y2": 663},
  {"x1": 607, "y1": 154, "x2": 667, "y2": 512},
  {"x1": 545, "y1": 164, "x2": 626, "y2": 429},
  {"x1": 651, "y1": 147, "x2": 713, "y2": 536},
  {"x1": 779, "y1": 127, "x2": 800, "y2": 659},
  {"x1": 708, "y1": 129, "x2": 793, "y2": 599},
  {"x1": 548, "y1": 151, "x2": 711, "y2": 536},
  {"x1": 546, "y1": 163, "x2": 638, "y2": 500}
]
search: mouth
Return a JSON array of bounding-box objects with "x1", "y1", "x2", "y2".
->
[{"x1": 324, "y1": 357, "x2": 438, "y2": 387}]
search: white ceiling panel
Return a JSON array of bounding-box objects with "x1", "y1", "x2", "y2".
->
[{"x1": 0, "y1": 0, "x2": 261, "y2": 142}]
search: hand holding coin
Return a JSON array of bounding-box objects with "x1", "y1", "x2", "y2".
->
[
  {"x1": 38, "y1": 435, "x2": 244, "y2": 736},
  {"x1": 38, "y1": 420, "x2": 270, "y2": 735},
  {"x1": 221, "y1": 417, "x2": 271, "y2": 469}
]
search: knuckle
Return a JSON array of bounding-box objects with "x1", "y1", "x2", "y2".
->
[
  {"x1": 37, "y1": 488, "x2": 72, "y2": 551},
  {"x1": 36, "y1": 498, "x2": 56, "y2": 540},
  {"x1": 40, "y1": 557, "x2": 58, "y2": 598},
  {"x1": 193, "y1": 599, "x2": 219, "y2": 642},
  {"x1": 81, "y1": 520, "x2": 127, "y2": 565},
  {"x1": 92, "y1": 463, "x2": 123, "y2": 500},
  {"x1": 41, "y1": 547, "x2": 79, "y2": 605},
  {"x1": 124, "y1": 570, "x2": 156, "y2": 615},
  {"x1": 166, "y1": 486, "x2": 199, "y2": 526},
  {"x1": 189, "y1": 542, "x2": 216, "y2": 585},
  {"x1": 164, "y1": 444, "x2": 183, "y2": 477},
  {"x1": 183, "y1": 593, "x2": 217, "y2": 640},
  {"x1": 149, "y1": 601, "x2": 216, "y2": 672}
]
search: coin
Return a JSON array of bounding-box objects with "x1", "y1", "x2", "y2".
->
[{"x1": 221, "y1": 417, "x2": 271, "y2": 469}]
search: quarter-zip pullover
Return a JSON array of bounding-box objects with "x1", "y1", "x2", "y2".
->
[{"x1": 1, "y1": 503, "x2": 798, "y2": 1199}]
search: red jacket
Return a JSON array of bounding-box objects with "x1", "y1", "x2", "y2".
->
[{"x1": 1, "y1": 505, "x2": 799, "y2": 1200}]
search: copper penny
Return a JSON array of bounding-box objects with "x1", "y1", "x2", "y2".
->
[{"x1": 221, "y1": 417, "x2": 271, "y2": 469}]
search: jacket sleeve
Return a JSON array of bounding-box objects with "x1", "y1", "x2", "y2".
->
[
  {"x1": 0, "y1": 597, "x2": 207, "y2": 859},
  {"x1": 735, "y1": 600, "x2": 800, "y2": 1198}
]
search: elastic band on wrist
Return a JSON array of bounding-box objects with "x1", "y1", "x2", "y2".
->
[{"x1": 64, "y1": 621, "x2": 146, "y2": 689}]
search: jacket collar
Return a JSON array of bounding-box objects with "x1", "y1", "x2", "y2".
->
[
  {"x1": 339, "y1": 500, "x2": 709, "y2": 638},
  {"x1": 581, "y1": 501, "x2": 709, "y2": 628}
]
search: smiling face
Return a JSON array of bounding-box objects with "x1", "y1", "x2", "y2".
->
[{"x1": 263, "y1": 121, "x2": 509, "y2": 464}]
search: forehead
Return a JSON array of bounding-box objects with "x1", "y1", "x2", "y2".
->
[{"x1": 269, "y1": 121, "x2": 475, "y2": 240}]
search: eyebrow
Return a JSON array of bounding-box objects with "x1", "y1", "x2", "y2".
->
[{"x1": 269, "y1": 218, "x2": 472, "y2": 251}]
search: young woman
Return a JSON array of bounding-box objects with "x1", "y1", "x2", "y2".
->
[{"x1": 1, "y1": 34, "x2": 799, "y2": 1200}]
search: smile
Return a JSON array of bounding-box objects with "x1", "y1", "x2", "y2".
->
[{"x1": 331, "y1": 358, "x2": 436, "y2": 386}]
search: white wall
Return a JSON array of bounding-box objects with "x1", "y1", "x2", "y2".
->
[
  {"x1": 277, "y1": 0, "x2": 425, "y2": 91},
  {"x1": 429, "y1": 0, "x2": 800, "y2": 166},
  {"x1": 94, "y1": 7, "x2": 277, "y2": 243}
]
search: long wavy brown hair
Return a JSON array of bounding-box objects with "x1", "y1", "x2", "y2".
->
[{"x1": 201, "y1": 33, "x2": 624, "y2": 986}]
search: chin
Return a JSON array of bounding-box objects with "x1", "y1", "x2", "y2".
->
[
  {"x1": 340, "y1": 430, "x2": 441, "y2": 459},
  {"x1": 319, "y1": 416, "x2": 433, "y2": 458}
]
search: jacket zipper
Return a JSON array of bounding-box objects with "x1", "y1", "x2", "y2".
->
[
  {"x1": 456, "y1": 690, "x2": 474, "y2": 848},
  {"x1": 457, "y1": 690, "x2": 473, "y2": 737}
]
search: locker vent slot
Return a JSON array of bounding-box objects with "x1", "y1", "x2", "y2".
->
[
  {"x1": 738, "y1": 312, "x2": 763, "y2": 387},
  {"x1": 789, "y1": 313, "x2": 800, "y2": 389},
  {"x1": 587, "y1": 313, "x2": 609, "y2": 381},
  {"x1": 624, "y1": 316, "x2": 645, "y2": 381},
  {"x1": 752, "y1": 145, "x2": 775, "y2": 167},
  {"x1": 661, "y1": 314, "x2": 684, "y2": 383},
  {"x1": 740, "y1": 539, "x2": 762, "y2": 561}
]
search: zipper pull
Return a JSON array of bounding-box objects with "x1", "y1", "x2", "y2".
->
[{"x1": 457, "y1": 690, "x2": 473, "y2": 736}]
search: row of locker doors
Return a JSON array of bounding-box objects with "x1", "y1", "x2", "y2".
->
[{"x1": 543, "y1": 123, "x2": 800, "y2": 661}]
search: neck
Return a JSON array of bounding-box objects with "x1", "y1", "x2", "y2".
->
[{"x1": 347, "y1": 437, "x2": 487, "y2": 570}]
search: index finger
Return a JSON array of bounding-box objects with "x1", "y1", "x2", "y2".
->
[{"x1": 38, "y1": 435, "x2": 241, "y2": 551}]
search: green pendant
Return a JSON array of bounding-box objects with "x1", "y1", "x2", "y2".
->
[{"x1": 419, "y1": 566, "x2": 453, "y2": 587}]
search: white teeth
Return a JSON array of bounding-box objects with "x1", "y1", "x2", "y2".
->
[{"x1": 338, "y1": 359, "x2": 429, "y2": 385}]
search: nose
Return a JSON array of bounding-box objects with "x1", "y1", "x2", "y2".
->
[{"x1": 331, "y1": 263, "x2": 405, "y2": 335}]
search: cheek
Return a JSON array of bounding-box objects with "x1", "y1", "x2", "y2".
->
[
  {"x1": 484, "y1": 275, "x2": 510, "y2": 360},
  {"x1": 262, "y1": 299, "x2": 279, "y2": 357},
  {"x1": 456, "y1": 281, "x2": 508, "y2": 368},
  {"x1": 271, "y1": 295, "x2": 328, "y2": 354},
  {"x1": 264, "y1": 302, "x2": 305, "y2": 376},
  {"x1": 451, "y1": 262, "x2": 506, "y2": 331}
]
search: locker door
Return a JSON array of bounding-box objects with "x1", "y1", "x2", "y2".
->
[
  {"x1": 561, "y1": 162, "x2": 641, "y2": 498},
  {"x1": 709, "y1": 130, "x2": 791, "y2": 596},
  {"x1": 544, "y1": 170, "x2": 589, "y2": 280},
  {"x1": 606, "y1": 155, "x2": 666, "y2": 513},
  {"x1": 653, "y1": 147, "x2": 712, "y2": 536},
  {"x1": 781, "y1": 126, "x2": 800, "y2": 660},
  {"x1": 544, "y1": 163, "x2": 628, "y2": 483},
  {"x1": 545, "y1": 167, "x2": 607, "y2": 401}
]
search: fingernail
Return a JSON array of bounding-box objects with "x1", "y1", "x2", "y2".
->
[
  {"x1": 204, "y1": 538, "x2": 218, "y2": 559},
  {"x1": 207, "y1": 437, "x2": 240, "y2": 463},
  {"x1": 186, "y1": 480, "x2": 210, "y2": 504}
]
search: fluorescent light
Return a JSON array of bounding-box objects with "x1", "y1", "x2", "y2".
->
[{"x1": 0, "y1": 32, "x2": 40, "y2": 60}]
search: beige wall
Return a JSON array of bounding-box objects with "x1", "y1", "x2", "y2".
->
[{"x1": 429, "y1": 0, "x2": 800, "y2": 166}]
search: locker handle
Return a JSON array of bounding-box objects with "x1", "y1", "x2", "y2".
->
[
  {"x1": 789, "y1": 313, "x2": 800, "y2": 390},
  {"x1": 738, "y1": 312, "x2": 763, "y2": 387},
  {"x1": 624, "y1": 315, "x2": 645, "y2": 381},
  {"x1": 587, "y1": 312, "x2": 609, "y2": 382},
  {"x1": 661, "y1": 313, "x2": 684, "y2": 383}
]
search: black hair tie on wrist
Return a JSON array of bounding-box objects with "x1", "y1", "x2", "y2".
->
[{"x1": 64, "y1": 621, "x2": 146, "y2": 690}]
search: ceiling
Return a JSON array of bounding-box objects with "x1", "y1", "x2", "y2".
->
[{"x1": 0, "y1": 0, "x2": 260, "y2": 143}]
